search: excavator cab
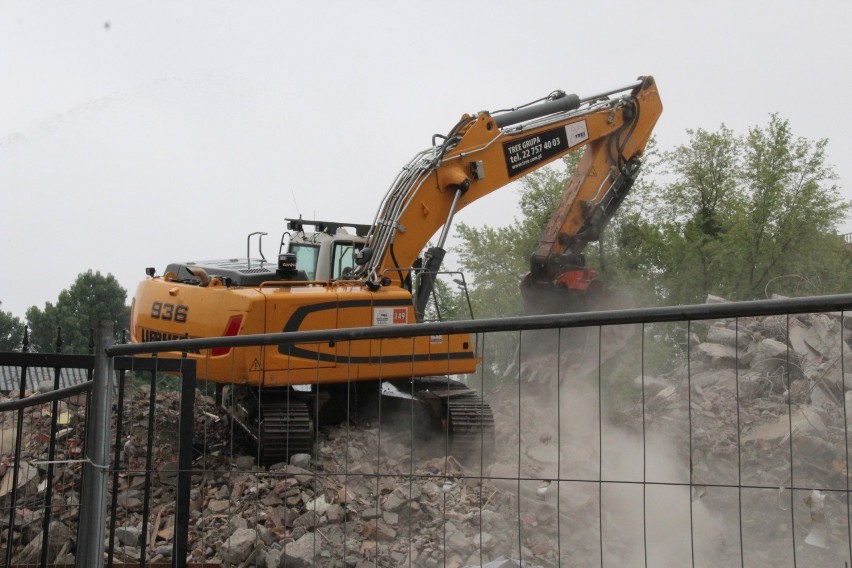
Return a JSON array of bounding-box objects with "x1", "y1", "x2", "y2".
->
[{"x1": 281, "y1": 218, "x2": 370, "y2": 281}]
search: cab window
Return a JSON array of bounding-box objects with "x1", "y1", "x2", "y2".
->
[
  {"x1": 332, "y1": 242, "x2": 362, "y2": 279},
  {"x1": 290, "y1": 244, "x2": 319, "y2": 280}
]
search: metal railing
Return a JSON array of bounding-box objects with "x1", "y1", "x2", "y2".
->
[
  {"x1": 0, "y1": 331, "x2": 195, "y2": 568},
  {"x1": 112, "y1": 293, "x2": 852, "y2": 567},
  {"x1": 0, "y1": 351, "x2": 93, "y2": 567},
  {"x1": 4, "y1": 292, "x2": 852, "y2": 566}
]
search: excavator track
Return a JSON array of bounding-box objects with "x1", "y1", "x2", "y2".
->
[
  {"x1": 446, "y1": 393, "x2": 495, "y2": 460},
  {"x1": 224, "y1": 380, "x2": 494, "y2": 466},
  {"x1": 223, "y1": 386, "x2": 314, "y2": 466},
  {"x1": 409, "y1": 377, "x2": 495, "y2": 462},
  {"x1": 258, "y1": 398, "x2": 313, "y2": 465}
]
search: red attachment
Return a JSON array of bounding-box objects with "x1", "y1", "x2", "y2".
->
[
  {"x1": 555, "y1": 268, "x2": 597, "y2": 291},
  {"x1": 211, "y1": 315, "x2": 243, "y2": 356}
]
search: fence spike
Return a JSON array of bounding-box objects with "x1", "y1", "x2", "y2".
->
[
  {"x1": 22, "y1": 326, "x2": 30, "y2": 352},
  {"x1": 55, "y1": 326, "x2": 63, "y2": 354},
  {"x1": 88, "y1": 328, "x2": 95, "y2": 355}
]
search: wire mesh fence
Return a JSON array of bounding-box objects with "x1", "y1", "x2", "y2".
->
[{"x1": 2, "y1": 294, "x2": 852, "y2": 566}]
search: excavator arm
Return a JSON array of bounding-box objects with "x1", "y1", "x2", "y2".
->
[{"x1": 356, "y1": 76, "x2": 662, "y2": 318}]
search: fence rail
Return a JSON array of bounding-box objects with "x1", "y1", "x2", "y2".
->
[
  {"x1": 2, "y1": 293, "x2": 852, "y2": 566},
  {"x1": 108, "y1": 293, "x2": 852, "y2": 356}
]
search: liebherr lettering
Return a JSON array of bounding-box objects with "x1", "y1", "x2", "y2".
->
[{"x1": 138, "y1": 327, "x2": 201, "y2": 353}]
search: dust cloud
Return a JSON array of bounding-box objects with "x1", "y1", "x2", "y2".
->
[
  {"x1": 475, "y1": 301, "x2": 849, "y2": 566},
  {"x1": 479, "y1": 322, "x2": 732, "y2": 567},
  {"x1": 350, "y1": 292, "x2": 848, "y2": 566}
]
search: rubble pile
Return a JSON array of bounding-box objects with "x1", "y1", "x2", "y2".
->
[
  {"x1": 0, "y1": 381, "x2": 559, "y2": 567},
  {"x1": 636, "y1": 297, "x2": 852, "y2": 565},
  {"x1": 671, "y1": 299, "x2": 849, "y2": 488},
  {"x1": 177, "y1": 429, "x2": 556, "y2": 568},
  {"x1": 3, "y1": 297, "x2": 852, "y2": 566}
]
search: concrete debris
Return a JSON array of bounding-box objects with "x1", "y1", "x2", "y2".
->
[
  {"x1": 11, "y1": 521, "x2": 72, "y2": 565},
  {"x1": 0, "y1": 375, "x2": 576, "y2": 567},
  {"x1": 692, "y1": 342, "x2": 738, "y2": 365},
  {"x1": 3, "y1": 296, "x2": 852, "y2": 566},
  {"x1": 283, "y1": 531, "x2": 319, "y2": 566},
  {"x1": 468, "y1": 557, "x2": 543, "y2": 568},
  {"x1": 629, "y1": 296, "x2": 852, "y2": 563},
  {"x1": 290, "y1": 452, "x2": 313, "y2": 469},
  {"x1": 114, "y1": 525, "x2": 142, "y2": 547},
  {"x1": 706, "y1": 324, "x2": 745, "y2": 348},
  {"x1": 803, "y1": 490, "x2": 828, "y2": 549},
  {"x1": 0, "y1": 460, "x2": 39, "y2": 498},
  {"x1": 220, "y1": 527, "x2": 258, "y2": 564}
]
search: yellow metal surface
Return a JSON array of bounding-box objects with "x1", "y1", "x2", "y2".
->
[{"x1": 131, "y1": 280, "x2": 477, "y2": 386}]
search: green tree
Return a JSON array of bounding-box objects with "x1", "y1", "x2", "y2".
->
[
  {"x1": 649, "y1": 116, "x2": 849, "y2": 302},
  {"x1": 727, "y1": 115, "x2": 848, "y2": 299},
  {"x1": 0, "y1": 303, "x2": 25, "y2": 351},
  {"x1": 455, "y1": 222, "x2": 527, "y2": 318},
  {"x1": 26, "y1": 270, "x2": 130, "y2": 353},
  {"x1": 635, "y1": 125, "x2": 744, "y2": 303},
  {"x1": 454, "y1": 115, "x2": 850, "y2": 312}
]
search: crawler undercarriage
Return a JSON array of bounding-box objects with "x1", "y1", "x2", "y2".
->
[{"x1": 220, "y1": 377, "x2": 495, "y2": 466}]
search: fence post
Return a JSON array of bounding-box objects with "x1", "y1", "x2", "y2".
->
[
  {"x1": 174, "y1": 357, "x2": 196, "y2": 568},
  {"x1": 76, "y1": 320, "x2": 114, "y2": 568}
]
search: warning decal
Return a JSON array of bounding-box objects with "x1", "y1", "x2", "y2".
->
[
  {"x1": 250, "y1": 359, "x2": 261, "y2": 372},
  {"x1": 503, "y1": 120, "x2": 589, "y2": 178},
  {"x1": 373, "y1": 307, "x2": 408, "y2": 326}
]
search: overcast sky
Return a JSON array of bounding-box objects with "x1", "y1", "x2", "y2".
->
[{"x1": 2, "y1": 1, "x2": 851, "y2": 319}]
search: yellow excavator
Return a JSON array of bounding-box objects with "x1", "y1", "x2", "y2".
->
[{"x1": 130, "y1": 76, "x2": 662, "y2": 464}]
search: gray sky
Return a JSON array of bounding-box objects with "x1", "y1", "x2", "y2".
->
[{"x1": 2, "y1": 1, "x2": 851, "y2": 319}]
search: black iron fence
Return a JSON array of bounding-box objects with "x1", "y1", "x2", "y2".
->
[
  {"x1": 3, "y1": 293, "x2": 852, "y2": 566},
  {"x1": 0, "y1": 332, "x2": 195, "y2": 568},
  {"x1": 0, "y1": 351, "x2": 93, "y2": 567}
]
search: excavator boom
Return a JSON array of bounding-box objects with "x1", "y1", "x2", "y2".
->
[{"x1": 355, "y1": 76, "x2": 662, "y2": 316}]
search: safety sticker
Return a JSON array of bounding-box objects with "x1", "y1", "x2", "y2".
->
[
  {"x1": 373, "y1": 307, "x2": 408, "y2": 326},
  {"x1": 250, "y1": 359, "x2": 261, "y2": 372}
]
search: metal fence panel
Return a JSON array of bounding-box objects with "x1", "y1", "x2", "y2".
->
[{"x1": 2, "y1": 294, "x2": 852, "y2": 566}]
